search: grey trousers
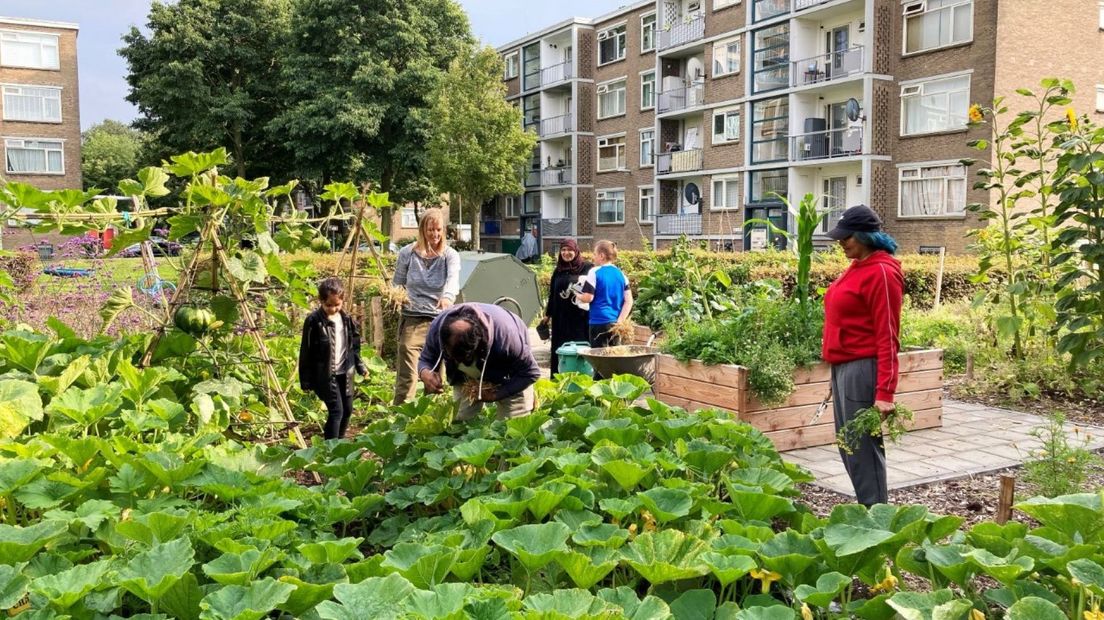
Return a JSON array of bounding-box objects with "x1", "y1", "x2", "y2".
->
[
  {"x1": 832, "y1": 357, "x2": 888, "y2": 506},
  {"x1": 453, "y1": 385, "x2": 535, "y2": 421}
]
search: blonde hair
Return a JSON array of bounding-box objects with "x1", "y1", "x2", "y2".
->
[
  {"x1": 416, "y1": 208, "x2": 448, "y2": 255},
  {"x1": 594, "y1": 239, "x2": 618, "y2": 262}
]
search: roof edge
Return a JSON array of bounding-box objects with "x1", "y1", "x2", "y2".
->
[{"x1": 0, "y1": 16, "x2": 80, "y2": 31}]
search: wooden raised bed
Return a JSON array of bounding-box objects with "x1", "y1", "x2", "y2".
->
[{"x1": 635, "y1": 326, "x2": 943, "y2": 451}]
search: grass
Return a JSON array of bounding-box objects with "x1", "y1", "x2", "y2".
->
[{"x1": 39, "y1": 257, "x2": 179, "y2": 293}]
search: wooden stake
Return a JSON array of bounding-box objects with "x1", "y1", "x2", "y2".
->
[
  {"x1": 965, "y1": 352, "x2": 975, "y2": 381},
  {"x1": 934, "y1": 247, "x2": 946, "y2": 309},
  {"x1": 996, "y1": 475, "x2": 1015, "y2": 523},
  {"x1": 370, "y1": 296, "x2": 385, "y2": 352}
]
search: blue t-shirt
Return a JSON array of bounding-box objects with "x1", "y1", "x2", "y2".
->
[{"x1": 582, "y1": 264, "x2": 629, "y2": 325}]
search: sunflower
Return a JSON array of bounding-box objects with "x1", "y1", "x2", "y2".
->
[
  {"x1": 1067, "y1": 107, "x2": 1078, "y2": 130},
  {"x1": 968, "y1": 103, "x2": 984, "y2": 123}
]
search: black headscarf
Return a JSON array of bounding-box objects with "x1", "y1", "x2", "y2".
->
[{"x1": 555, "y1": 238, "x2": 585, "y2": 274}]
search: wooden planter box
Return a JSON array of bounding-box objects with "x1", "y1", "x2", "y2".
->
[{"x1": 636, "y1": 326, "x2": 944, "y2": 451}]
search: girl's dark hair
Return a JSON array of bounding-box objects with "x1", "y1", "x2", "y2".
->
[
  {"x1": 442, "y1": 306, "x2": 487, "y2": 362},
  {"x1": 318, "y1": 277, "x2": 345, "y2": 299},
  {"x1": 852, "y1": 231, "x2": 899, "y2": 255}
]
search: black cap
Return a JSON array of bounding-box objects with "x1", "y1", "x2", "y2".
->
[{"x1": 827, "y1": 205, "x2": 882, "y2": 240}]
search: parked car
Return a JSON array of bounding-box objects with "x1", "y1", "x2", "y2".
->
[{"x1": 118, "y1": 237, "x2": 182, "y2": 257}]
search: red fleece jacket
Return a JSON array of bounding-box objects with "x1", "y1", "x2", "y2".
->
[{"x1": 822, "y1": 250, "x2": 904, "y2": 402}]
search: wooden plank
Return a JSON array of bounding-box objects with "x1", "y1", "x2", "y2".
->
[
  {"x1": 655, "y1": 374, "x2": 743, "y2": 409},
  {"x1": 766, "y1": 406, "x2": 943, "y2": 452},
  {"x1": 789, "y1": 349, "x2": 944, "y2": 385},
  {"x1": 657, "y1": 394, "x2": 738, "y2": 416},
  {"x1": 657, "y1": 354, "x2": 744, "y2": 385},
  {"x1": 744, "y1": 368, "x2": 944, "y2": 413},
  {"x1": 632, "y1": 325, "x2": 654, "y2": 346},
  {"x1": 741, "y1": 389, "x2": 943, "y2": 431}
]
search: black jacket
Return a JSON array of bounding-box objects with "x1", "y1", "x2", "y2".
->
[{"x1": 298, "y1": 308, "x2": 367, "y2": 396}]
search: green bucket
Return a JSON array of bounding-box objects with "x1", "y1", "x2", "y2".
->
[{"x1": 555, "y1": 341, "x2": 594, "y2": 377}]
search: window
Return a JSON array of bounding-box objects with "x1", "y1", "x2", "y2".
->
[
  {"x1": 639, "y1": 187, "x2": 655, "y2": 222},
  {"x1": 504, "y1": 52, "x2": 519, "y2": 79},
  {"x1": 901, "y1": 73, "x2": 970, "y2": 135},
  {"x1": 0, "y1": 31, "x2": 60, "y2": 70},
  {"x1": 750, "y1": 169, "x2": 788, "y2": 202},
  {"x1": 712, "y1": 106, "x2": 741, "y2": 144},
  {"x1": 597, "y1": 190, "x2": 625, "y2": 224},
  {"x1": 641, "y1": 14, "x2": 656, "y2": 53},
  {"x1": 505, "y1": 196, "x2": 519, "y2": 218},
  {"x1": 899, "y1": 162, "x2": 967, "y2": 217},
  {"x1": 711, "y1": 176, "x2": 741, "y2": 210},
  {"x1": 751, "y1": 97, "x2": 788, "y2": 163},
  {"x1": 598, "y1": 135, "x2": 627, "y2": 171},
  {"x1": 523, "y1": 94, "x2": 540, "y2": 130},
  {"x1": 820, "y1": 177, "x2": 847, "y2": 233},
  {"x1": 1097, "y1": 85, "x2": 1104, "y2": 112},
  {"x1": 4, "y1": 138, "x2": 63, "y2": 174},
  {"x1": 640, "y1": 71, "x2": 655, "y2": 109},
  {"x1": 2, "y1": 85, "x2": 62, "y2": 122},
  {"x1": 753, "y1": 0, "x2": 790, "y2": 22},
  {"x1": 752, "y1": 24, "x2": 789, "y2": 93},
  {"x1": 712, "y1": 37, "x2": 741, "y2": 77},
  {"x1": 715, "y1": 0, "x2": 741, "y2": 9},
  {"x1": 597, "y1": 79, "x2": 627, "y2": 118},
  {"x1": 598, "y1": 24, "x2": 627, "y2": 65},
  {"x1": 522, "y1": 44, "x2": 541, "y2": 90},
  {"x1": 401, "y1": 208, "x2": 418, "y2": 228},
  {"x1": 639, "y1": 128, "x2": 655, "y2": 167},
  {"x1": 903, "y1": 0, "x2": 973, "y2": 54},
  {"x1": 523, "y1": 192, "x2": 541, "y2": 214}
]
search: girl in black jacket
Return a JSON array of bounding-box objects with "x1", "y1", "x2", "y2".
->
[{"x1": 298, "y1": 278, "x2": 368, "y2": 439}]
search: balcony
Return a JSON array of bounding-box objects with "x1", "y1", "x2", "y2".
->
[
  {"x1": 657, "y1": 83, "x2": 705, "y2": 114},
  {"x1": 524, "y1": 169, "x2": 541, "y2": 187},
  {"x1": 541, "y1": 217, "x2": 572, "y2": 237},
  {"x1": 658, "y1": 12, "x2": 705, "y2": 50},
  {"x1": 540, "y1": 166, "x2": 573, "y2": 186},
  {"x1": 656, "y1": 213, "x2": 702, "y2": 236},
  {"x1": 753, "y1": 0, "x2": 790, "y2": 22},
  {"x1": 656, "y1": 149, "x2": 703, "y2": 174},
  {"x1": 524, "y1": 120, "x2": 540, "y2": 135},
  {"x1": 790, "y1": 126, "x2": 864, "y2": 162},
  {"x1": 794, "y1": 0, "x2": 833, "y2": 11},
  {"x1": 791, "y1": 46, "x2": 864, "y2": 87},
  {"x1": 540, "y1": 113, "x2": 574, "y2": 137},
  {"x1": 540, "y1": 61, "x2": 573, "y2": 86}
]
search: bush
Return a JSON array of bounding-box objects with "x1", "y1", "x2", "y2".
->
[
  {"x1": 1022, "y1": 413, "x2": 1101, "y2": 497},
  {"x1": 0, "y1": 251, "x2": 39, "y2": 292}
]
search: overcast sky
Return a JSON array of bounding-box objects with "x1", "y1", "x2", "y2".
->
[{"x1": 2, "y1": 0, "x2": 628, "y2": 131}]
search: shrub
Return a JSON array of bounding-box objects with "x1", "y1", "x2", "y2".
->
[
  {"x1": 1022, "y1": 413, "x2": 1101, "y2": 497},
  {"x1": 0, "y1": 251, "x2": 39, "y2": 292}
]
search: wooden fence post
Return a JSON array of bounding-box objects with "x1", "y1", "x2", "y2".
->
[{"x1": 996, "y1": 475, "x2": 1015, "y2": 523}]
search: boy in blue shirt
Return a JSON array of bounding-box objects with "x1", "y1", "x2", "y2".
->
[{"x1": 577, "y1": 240, "x2": 634, "y2": 355}]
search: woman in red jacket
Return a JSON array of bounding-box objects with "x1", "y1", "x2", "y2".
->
[{"x1": 822, "y1": 205, "x2": 904, "y2": 506}]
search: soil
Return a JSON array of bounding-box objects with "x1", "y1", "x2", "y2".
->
[{"x1": 947, "y1": 376, "x2": 1104, "y2": 428}]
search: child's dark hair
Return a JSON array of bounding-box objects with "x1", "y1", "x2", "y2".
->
[
  {"x1": 318, "y1": 277, "x2": 345, "y2": 300},
  {"x1": 442, "y1": 306, "x2": 487, "y2": 362}
]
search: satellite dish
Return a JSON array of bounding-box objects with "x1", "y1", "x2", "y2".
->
[
  {"x1": 684, "y1": 183, "x2": 701, "y2": 205},
  {"x1": 845, "y1": 98, "x2": 864, "y2": 122}
]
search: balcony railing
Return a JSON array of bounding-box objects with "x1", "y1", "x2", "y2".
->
[
  {"x1": 790, "y1": 126, "x2": 864, "y2": 161},
  {"x1": 791, "y1": 46, "x2": 864, "y2": 87},
  {"x1": 753, "y1": 0, "x2": 790, "y2": 21},
  {"x1": 541, "y1": 217, "x2": 572, "y2": 237},
  {"x1": 540, "y1": 113, "x2": 574, "y2": 136},
  {"x1": 540, "y1": 166, "x2": 573, "y2": 186},
  {"x1": 658, "y1": 12, "x2": 705, "y2": 50},
  {"x1": 656, "y1": 149, "x2": 703, "y2": 174},
  {"x1": 524, "y1": 169, "x2": 541, "y2": 187},
  {"x1": 524, "y1": 120, "x2": 540, "y2": 135},
  {"x1": 656, "y1": 213, "x2": 702, "y2": 236},
  {"x1": 540, "y1": 61, "x2": 573, "y2": 86},
  {"x1": 657, "y1": 83, "x2": 705, "y2": 114},
  {"x1": 794, "y1": 0, "x2": 831, "y2": 11}
]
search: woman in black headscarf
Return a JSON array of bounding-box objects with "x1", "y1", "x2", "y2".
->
[{"x1": 541, "y1": 238, "x2": 593, "y2": 376}]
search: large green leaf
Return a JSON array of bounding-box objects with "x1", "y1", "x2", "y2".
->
[
  {"x1": 36, "y1": 354, "x2": 89, "y2": 397},
  {"x1": 699, "y1": 552, "x2": 756, "y2": 586},
  {"x1": 100, "y1": 287, "x2": 137, "y2": 330},
  {"x1": 757, "y1": 530, "x2": 821, "y2": 587},
  {"x1": 681, "y1": 440, "x2": 732, "y2": 477},
  {"x1": 117, "y1": 537, "x2": 196, "y2": 603},
  {"x1": 0, "y1": 331, "x2": 51, "y2": 374},
  {"x1": 668, "y1": 589, "x2": 717, "y2": 620},
  {"x1": 556, "y1": 548, "x2": 619, "y2": 589},
  {"x1": 0, "y1": 380, "x2": 43, "y2": 438},
  {"x1": 381, "y1": 543, "x2": 457, "y2": 589},
  {"x1": 315, "y1": 574, "x2": 415, "y2": 620},
  {"x1": 886, "y1": 589, "x2": 973, "y2": 620},
  {"x1": 963, "y1": 548, "x2": 1033, "y2": 585},
  {"x1": 0, "y1": 563, "x2": 29, "y2": 609},
  {"x1": 592, "y1": 444, "x2": 654, "y2": 491},
  {"x1": 29, "y1": 559, "x2": 111, "y2": 610},
  {"x1": 725, "y1": 480, "x2": 795, "y2": 523},
  {"x1": 198, "y1": 578, "x2": 295, "y2": 620},
  {"x1": 734, "y1": 607, "x2": 796, "y2": 620},
  {"x1": 46, "y1": 383, "x2": 124, "y2": 428},
  {"x1": 527, "y1": 480, "x2": 576, "y2": 520},
  {"x1": 406, "y1": 583, "x2": 471, "y2": 619},
  {"x1": 793, "y1": 571, "x2": 851, "y2": 607},
  {"x1": 572, "y1": 523, "x2": 630, "y2": 549},
  {"x1": 298, "y1": 538, "x2": 364, "y2": 564},
  {"x1": 201, "y1": 548, "x2": 281, "y2": 586},
  {"x1": 115, "y1": 510, "x2": 194, "y2": 546},
  {"x1": 595, "y1": 587, "x2": 671, "y2": 620},
  {"x1": 0, "y1": 458, "x2": 42, "y2": 495},
  {"x1": 620, "y1": 530, "x2": 709, "y2": 585},
  {"x1": 158, "y1": 572, "x2": 203, "y2": 620},
  {"x1": 584, "y1": 419, "x2": 647, "y2": 446},
  {"x1": 637, "y1": 488, "x2": 693, "y2": 524},
  {"x1": 0, "y1": 521, "x2": 68, "y2": 562},
  {"x1": 276, "y1": 575, "x2": 336, "y2": 617},
  {"x1": 491, "y1": 522, "x2": 571, "y2": 570},
  {"x1": 451, "y1": 439, "x2": 500, "y2": 468},
  {"x1": 1015, "y1": 494, "x2": 1104, "y2": 541},
  {"x1": 522, "y1": 588, "x2": 620, "y2": 618},
  {"x1": 1068, "y1": 558, "x2": 1104, "y2": 595},
  {"x1": 224, "y1": 251, "x2": 267, "y2": 285},
  {"x1": 1004, "y1": 597, "x2": 1066, "y2": 620}
]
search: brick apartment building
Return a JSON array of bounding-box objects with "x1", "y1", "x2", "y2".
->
[
  {"x1": 0, "y1": 16, "x2": 81, "y2": 191},
  {"x1": 483, "y1": 0, "x2": 1104, "y2": 256}
]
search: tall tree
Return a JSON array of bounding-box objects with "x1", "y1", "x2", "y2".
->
[
  {"x1": 272, "y1": 0, "x2": 473, "y2": 236},
  {"x1": 81, "y1": 120, "x2": 146, "y2": 192},
  {"x1": 426, "y1": 46, "x2": 538, "y2": 249},
  {"x1": 119, "y1": 0, "x2": 292, "y2": 179}
]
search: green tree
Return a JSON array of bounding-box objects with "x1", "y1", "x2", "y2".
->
[
  {"x1": 426, "y1": 46, "x2": 537, "y2": 249},
  {"x1": 272, "y1": 0, "x2": 472, "y2": 236},
  {"x1": 119, "y1": 0, "x2": 292, "y2": 179},
  {"x1": 81, "y1": 120, "x2": 146, "y2": 192}
]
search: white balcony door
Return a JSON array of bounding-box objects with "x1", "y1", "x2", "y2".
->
[
  {"x1": 821, "y1": 177, "x2": 847, "y2": 233},
  {"x1": 826, "y1": 26, "x2": 849, "y2": 77}
]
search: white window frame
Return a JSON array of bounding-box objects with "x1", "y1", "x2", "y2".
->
[
  {"x1": 641, "y1": 13, "x2": 656, "y2": 53},
  {"x1": 597, "y1": 133, "x2": 627, "y2": 172},
  {"x1": 639, "y1": 128, "x2": 655, "y2": 167},
  {"x1": 0, "y1": 30, "x2": 60, "y2": 70},
  {"x1": 504, "y1": 52, "x2": 519, "y2": 79},
  {"x1": 400, "y1": 207, "x2": 418, "y2": 229},
  {"x1": 1096, "y1": 85, "x2": 1104, "y2": 113},
  {"x1": 597, "y1": 78, "x2": 627, "y2": 119},
  {"x1": 714, "y1": 0, "x2": 741, "y2": 9},
  {"x1": 597, "y1": 23, "x2": 628, "y2": 66},
  {"x1": 4, "y1": 137, "x2": 65, "y2": 175},
  {"x1": 2, "y1": 84, "x2": 62, "y2": 123},
  {"x1": 597, "y1": 189, "x2": 626, "y2": 225},
  {"x1": 710, "y1": 175, "x2": 741, "y2": 211},
  {"x1": 900, "y1": 72, "x2": 971, "y2": 136},
  {"x1": 639, "y1": 187, "x2": 655, "y2": 223},
  {"x1": 712, "y1": 106, "x2": 741, "y2": 144},
  {"x1": 640, "y1": 70, "x2": 656, "y2": 110},
  {"x1": 505, "y1": 195, "x2": 519, "y2": 219},
  {"x1": 897, "y1": 160, "x2": 968, "y2": 219},
  {"x1": 712, "y1": 36, "x2": 741, "y2": 78},
  {"x1": 902, "y1": 0, "x2": 974, "y2": 56}
]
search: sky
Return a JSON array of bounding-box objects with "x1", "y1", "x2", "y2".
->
[{"x1": 1, "y1": 0, "x2": 630, "y2": 131}]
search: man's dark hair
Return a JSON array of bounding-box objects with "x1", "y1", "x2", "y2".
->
[
  {"x1": 318, "y1": 277, "x2": 345, "y2": 300},
  {"x1": 441, "y1": 306, "x2": 488, "y2": 363}
]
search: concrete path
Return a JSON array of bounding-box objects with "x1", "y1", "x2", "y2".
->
[{"x1": 528, "y1": 327, "x2": 1104, "y2": 496}]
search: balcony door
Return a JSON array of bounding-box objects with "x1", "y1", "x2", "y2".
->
[
  {"x1": 821, "y1": 177, "x2": 846, "y2": 234},
  {"x1": 825, "y1": 26, "x2": 849, "y2": 77}
]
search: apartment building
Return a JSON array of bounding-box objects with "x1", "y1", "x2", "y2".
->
[
  {"x1": 0, "y1": 16, "x2": 82, "y2": 191},
  {"x1": 489, "y1": 0, "x2": 1101, "y2": 255}
]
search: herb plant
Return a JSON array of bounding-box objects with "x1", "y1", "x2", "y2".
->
[{"x1": 836, "y1": 403, "x2": 915, "y2": 455}]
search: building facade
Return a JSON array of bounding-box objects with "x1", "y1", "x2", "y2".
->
[
  {"x1": 0, "y1": 16, "x2": 82, "y2": 191},
  {"x1": 488, "y1": 0, "x2": 1101, "y2": 255}
]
